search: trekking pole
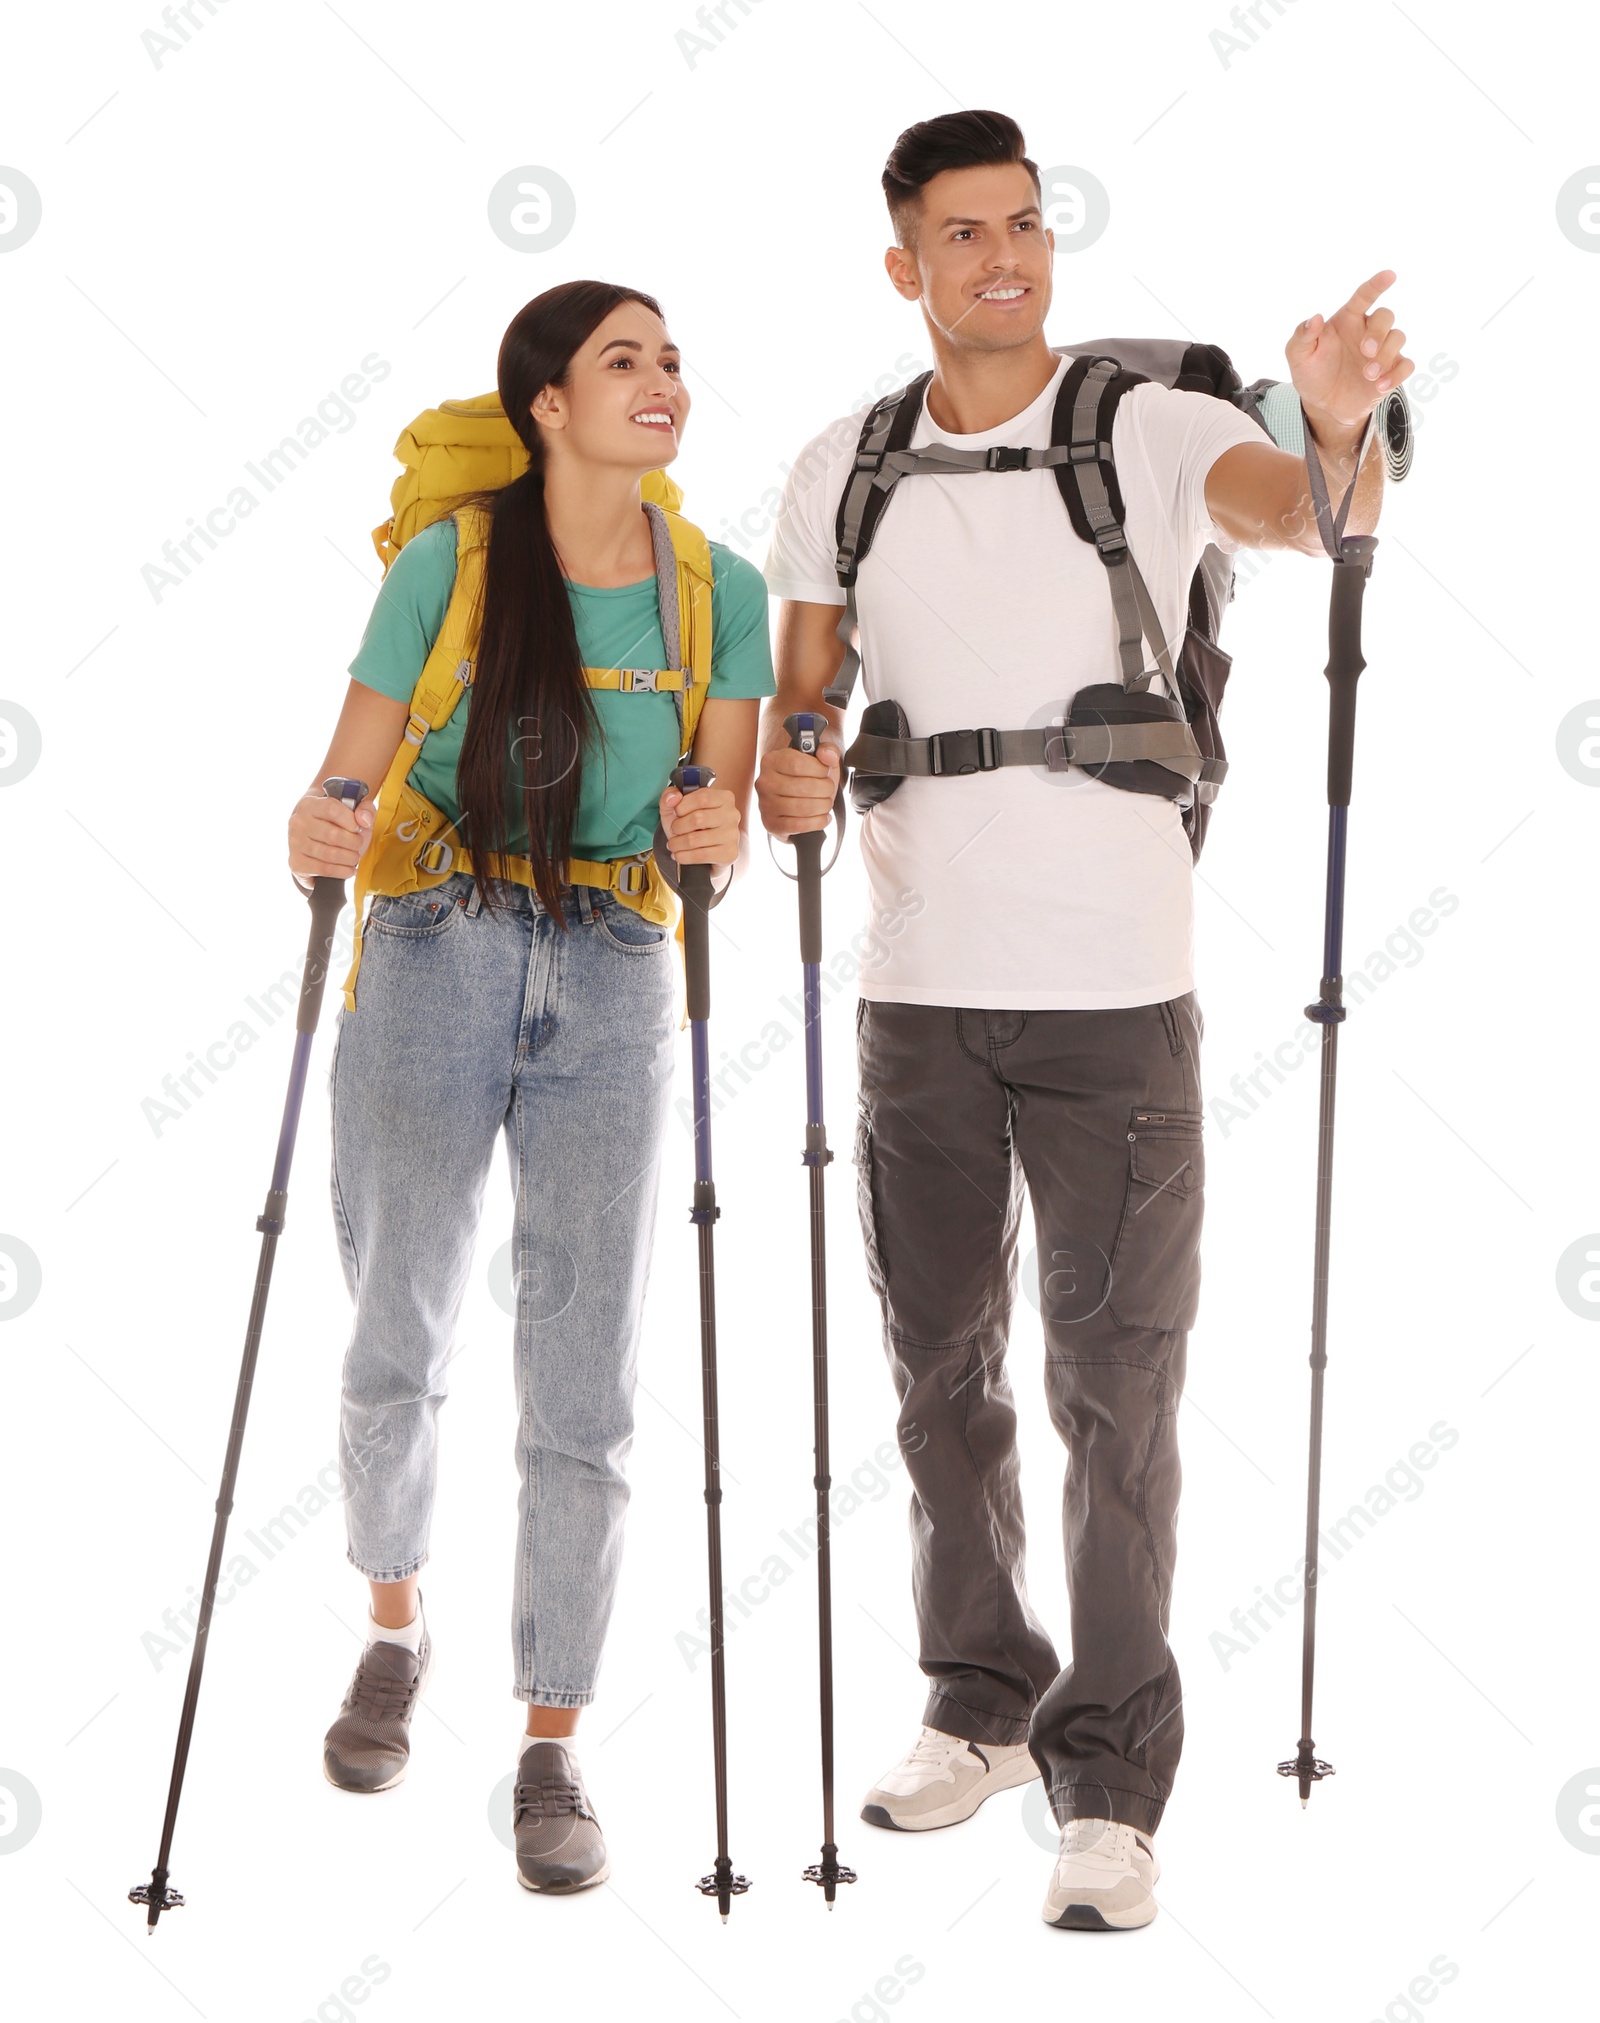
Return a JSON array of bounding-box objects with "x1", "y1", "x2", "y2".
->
[
  {"x1": 664, "y1": 763, "x2": 750, "y2": 1922},
  {"x1": 779, "y1": 713, "x2": 856, "y2": 1907},
  {"x1": 131, "y1": 777, "x2": 367, "y2": 1927},
  {"x1": 1278, "y1": 535, "x2": 1377, "y2": 1806}
]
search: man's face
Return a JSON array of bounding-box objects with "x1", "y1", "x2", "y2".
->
[{"x1": 886, "y1": 161, "x2": 1053, "y2": 353}]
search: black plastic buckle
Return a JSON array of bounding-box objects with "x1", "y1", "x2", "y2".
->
[
  {"x1": 1093, "y1": 524, "x2": 1129, "y2": 559},
  {"x1": 928, "y1": 727, "x2": 1000, "y2": 776},
  {"x1": 985, "y1": 445, "x2": 1030, "y2": 471}
]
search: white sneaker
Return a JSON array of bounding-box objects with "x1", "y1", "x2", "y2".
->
[
  {"x1": 1042, "y1": 1817, "x2": 1160, "y2": 1930},
  {"x1": 860, "y1": 1724, "x2": 1038, "y2": 1831}
]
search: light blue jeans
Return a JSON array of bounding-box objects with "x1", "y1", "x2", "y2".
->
[{"x1": 328, "y1": 870, "x2": 676, "y2": 1707}]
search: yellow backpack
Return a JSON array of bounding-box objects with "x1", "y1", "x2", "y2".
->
[{"x1": 341, "y1": 394, "x2": 714, "y2": 1012}]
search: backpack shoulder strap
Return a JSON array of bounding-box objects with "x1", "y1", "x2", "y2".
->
[
  {"x1": 1049, "y1": 351, "x2": 1145, "y2": 546},
  {"x1": 833, "y1": 372, "x2": 933, "y2": 588},
  {"x1": 649, "y1": 502, "x2": 715, "y2": 757},
  {"x1": 822, "y1": 374, "x2": 932, "y2": 712},
  {"x1": 342, "y1": 507, "x2": 489, "y2": 1010},
  {"x1": 1050, "y1": 354, "x2": 1175, "y2": 691}
]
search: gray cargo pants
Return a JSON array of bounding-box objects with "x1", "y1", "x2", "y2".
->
[{"x1": 854, "y1": 994, "x2": 1205, "y2": 1836}]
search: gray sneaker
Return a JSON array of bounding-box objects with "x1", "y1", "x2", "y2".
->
[
  {"x1": 323, "y1": 1631, "x2": 433, "y2": 1793},
  {"x1": 513, "y1": 1740, "x2": 609, "y2": 1892}
]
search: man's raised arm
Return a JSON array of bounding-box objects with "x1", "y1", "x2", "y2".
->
[{"x1": 1206, "y1": 268, "x2": 1414, "y2": 556}]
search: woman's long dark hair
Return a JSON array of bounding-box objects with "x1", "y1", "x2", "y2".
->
[{"x1": 454, "y1": 279, "x2": 665, "y2": 920}]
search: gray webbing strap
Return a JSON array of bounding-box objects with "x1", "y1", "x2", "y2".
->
[
  {"x1": 1064, "y1": 359, "x2": 1174, "y2": 693},
  {"x1": 845, "y1": 717, "x2": 1210, "y2": 783},
  {"x1": 823, "y1": 589, "x2": 861, "y2": 711},
  {"x1": 643, "y1": 501, "x2": 682, "y2": 670},
  {"x1": 1303, "y1": 407, "x2": 1379, "y2": 559},
  {"x1": 834, "y1": 387, "x2": 915, "y2": 581},
  {"x1": 874, "y1": 444, "x2": 1079, "y2": 478},
  {"x1": 848, "y1": 379, "x2": 1177, "y2": 698},
  {"x1": 827, "y1": 381, "x2": 919, "y2": 711},
  {"x1": 642, "y1": 500, "x2": 686, "y2": 746},
  {"x1": 826, "y1": 356, "x2": 1184, "y2": 723}
]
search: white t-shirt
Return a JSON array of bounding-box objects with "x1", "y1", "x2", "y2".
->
[{"x1": 763, "y1": 354, "x2": 1266, "y2": 1009}]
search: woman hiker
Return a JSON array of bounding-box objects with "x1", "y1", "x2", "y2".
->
[{"x1": 285, "y1": 280, "x2": 774, "y2": 1892}]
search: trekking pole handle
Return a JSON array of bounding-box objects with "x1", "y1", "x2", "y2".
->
[
  {"x1": 672, "y1": 764, "x2": 716, "y2": 1024},
  {"x1": 297, "y1": 777, "x2": 366, "y2": 1034},
  {"x1": 1324, "y1": 538, "x2": 1376, "y2": 809},
  {"x1": 784, "y1": 715, "x2": 828, "y2": 965}
]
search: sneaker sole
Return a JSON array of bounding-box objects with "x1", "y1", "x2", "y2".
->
[
  {"x1": 323, "y1": 1634, "x2": 433, "y2": 1794},
  {"x1": 1046, "y1": 1897, "x2": 1158, "y2": 1931},
  {"x1": 516, "y1": 1859, "x2": 611, "y2": 1893},
  {"x1": 323, "y1": 1758, "x2": 409, "y2": 1794},
  {"x1": 861, "y1": 1751, "x2": 1039, "y2": 1831}
]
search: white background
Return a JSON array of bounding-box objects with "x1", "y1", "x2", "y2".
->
[{"x1": 2, "y1": 1, "x2": 1596, "y2": 2018}]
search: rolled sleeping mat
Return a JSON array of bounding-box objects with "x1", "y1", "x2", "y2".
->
[{"x1": 1250, "y1": 378, "x2": 1414, "y2": 483}]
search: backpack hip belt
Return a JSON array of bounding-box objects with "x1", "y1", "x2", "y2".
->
[
  {"x1": 342, "y1": 496, "x2": 714, "y2": 1011},
  {"x1": 845, "y1": 716, "x2": 1224, "y2": 794}
]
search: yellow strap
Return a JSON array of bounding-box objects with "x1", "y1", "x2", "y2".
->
[
  {"x1": 431, "y1": 844, "x2": 673, "y2": 920},
  {"x1": 582, "y1": 666, "x2": 686, "y2": 693},
  {"x1": 662, "y1": 510, "x2": 714, "y2": 759},
  {"x1": 341, "y1": 510, "x2": 488, "y2": 1010}
]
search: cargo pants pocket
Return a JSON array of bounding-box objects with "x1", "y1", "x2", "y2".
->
[{"x1": 1106, "y1": 1108, "x2": 1204, "y2": 1332}]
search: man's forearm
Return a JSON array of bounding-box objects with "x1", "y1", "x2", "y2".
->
[{"x1": 762, "y1": 600, "x2": 852, "y2": 754}]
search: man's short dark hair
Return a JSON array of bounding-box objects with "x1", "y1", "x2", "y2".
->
[{"x1": 881, "y1": 110, "x2": 1041, "y2": 247}]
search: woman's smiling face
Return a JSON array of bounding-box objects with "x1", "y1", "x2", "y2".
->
[{"x1": 532, "y1": 299, "x2": 689, "y2": 472}]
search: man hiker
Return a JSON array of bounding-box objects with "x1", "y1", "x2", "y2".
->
[{"x1": 755, "y1": 108, "x2": 1410, "y2": 1930}]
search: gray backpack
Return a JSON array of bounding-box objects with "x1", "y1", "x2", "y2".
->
[{"x1": 826, "y1": 339, "x2": 1409, "y2": 858}]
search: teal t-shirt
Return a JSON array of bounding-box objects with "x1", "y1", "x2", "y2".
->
[{"x1": 349, "y1": 517, "x2": 775, "y2": 860}]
